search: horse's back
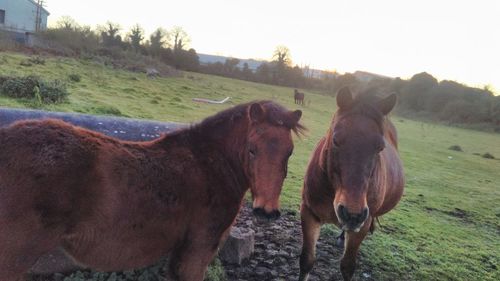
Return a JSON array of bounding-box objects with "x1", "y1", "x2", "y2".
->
[{"x1": 0, "y1": 119, "x2": 100, "y2": 227}]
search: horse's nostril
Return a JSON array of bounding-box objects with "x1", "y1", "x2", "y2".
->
[
  {"x1": 252, "y1": 208, "x2": 281, "y2": 222},
  {"x1": 338, "y1": 204, "x2": 349, "y2": 221}
]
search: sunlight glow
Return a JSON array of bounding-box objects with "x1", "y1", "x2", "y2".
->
[{"x1": 45, "y1": 0, "x2": 500, "y2": 92}]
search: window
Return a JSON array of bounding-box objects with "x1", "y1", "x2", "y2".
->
[{"x1": 0, "y1": 10, "x2": 5, "y2": 24}]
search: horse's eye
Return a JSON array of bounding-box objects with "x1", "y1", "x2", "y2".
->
[
  {"x1": 333, "y1": 137, "x2": 340, "y2": 147},
  {"x1": 249, "y1": 149, "x2": 256, "y2": 158},
  {"x1": 376, "y1": 141, "x2": 386, "y2": 152}
]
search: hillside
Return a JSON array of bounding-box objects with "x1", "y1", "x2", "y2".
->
[{"x1": 1, "y1": 52, "x2": 499, "y2": 281}]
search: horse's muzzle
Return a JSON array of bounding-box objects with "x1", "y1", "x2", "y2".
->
[
  {"x1": 337, "y1": 205, "x2": 369, "y2": 232},
  {"x1": 252, "y1": 207, "x2": 281, "y2": 223}
]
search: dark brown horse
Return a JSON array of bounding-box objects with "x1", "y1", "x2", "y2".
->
[
  {"x1": 294, "y1": 89, "x2": 305, "y2": 105},
  {"x1": 299, "y1": 87, "x2": 404, "y2": 281},
  {"x1": 0, "y1": 101, "x2": 304, "y2": 281}
]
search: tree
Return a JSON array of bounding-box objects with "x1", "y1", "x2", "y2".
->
[
  {"x1": 241, "y1": 62, "x2": 253, "y2": 80},
  {"x1": 100, "y1": 22, "x2": 122, "y2": 47},
  {"x1": 170, "y1": 26, "x2": 190, "y2": 51},
  {"x1": 401, "y1": 72, "x2": 438, "y2": 111},
  {"x1": 149, "y1": 27, "x2": 169, "y2": 56},
  {"x1": 128, "y1": 24, "x2": 144, "y2": 52},
  {"x1": 56, "y1": 16, "x2": 79, "y2": 30},
  {"x1": 256, "y1": 63, "x2": 271, "y2": 83},
  {"x1": 272, "y1": 45, "x2": 292, "y2": 66},
  {"x1": 224, "y1": 58, "x2": 240, "y2": 77}
]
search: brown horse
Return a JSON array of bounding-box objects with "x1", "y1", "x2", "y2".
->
[
  {"x1": 294, "y1": 89, "x2": 305, "y2": 105},
  {"x1": 0, "y1": 101, "x2": 304, "y2": 281},
  {"x1": 299, "y1": 87, "x2": 404, "y2": 281}
]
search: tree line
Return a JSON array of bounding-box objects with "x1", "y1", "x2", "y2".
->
[
  {"x1": 39, "y1": 17, "x2": 199, "y2": 71},
  {"x1": 30, "y1": 17, "x2": 500, "y2": 132}
]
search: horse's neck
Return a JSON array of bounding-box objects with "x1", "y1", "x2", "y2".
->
[{"x1": 199, "y1": 119, "x2": 251, "y2": 193}]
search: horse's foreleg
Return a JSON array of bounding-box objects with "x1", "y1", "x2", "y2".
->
[
  {"x1": 167, "y1": 230, "x2": 227, "y2": 281},
  {"x1": 340, "y1": 217, "x2": 372, "y2": 281},
  {"x1": 299, "y1": 204, "x2": 321, "y2": 281}
]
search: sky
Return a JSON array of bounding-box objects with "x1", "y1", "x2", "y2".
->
[{"x1": 44, "y1": 0, "x2": 500, "y2": 93}]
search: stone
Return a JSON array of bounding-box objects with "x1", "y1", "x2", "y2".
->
[
  {"x1": 29, "y1": 247, "x2": 83, "y2": 275},
  {"x1": 146, "y1": 68, "x2": 160, "y2": 78},
  {"x1": 219, "y1": 227, "x2": 255, "y2": 265}
]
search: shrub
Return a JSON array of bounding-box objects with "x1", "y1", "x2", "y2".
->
[
  {"x1": 0, "y1": 75, "x2": 68, "y2": 104},
  {"x1": 28, "y1": 56, "x2": 46, "y2": 65},
  {"x1": 68, "y1": 73, "x2": 82, "y2": 82},
  {"x1": 482, "y1": 153, "x2": 495, "y2": 159},
  {"x1": 0, "y1": 75, "x2": 11, "y2": 86},
  {"x1": 93, "y1": 105, "x2": 124, "y2": 116},
  {"x1": 19, "y1": 60, "x2": 33, "y2": 67},
  {"x1": 0, "y1": 76, "x2": 39, "y2": 98},
  {"x1": 448, "y1": 145, "x2": 463, "y2": 152},
  {"x1": 38, "y1": 80, "x2": 69, "y2": 103}
]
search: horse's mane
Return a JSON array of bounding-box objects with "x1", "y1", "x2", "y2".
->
[
  {"x1": 192, "y1": 100, "x2": 306, "y2": 138},
  {"x1": 158, "y1": 101, "x2": 305, "y2": 148}
]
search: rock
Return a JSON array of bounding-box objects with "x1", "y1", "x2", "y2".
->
[
  {"x1": 219, "y1": 227, "x2": 255, "y2": 265},
  {"x1": 29, "y1": 247, "x2": 83, "y2": 275},
  {"x1": 146, "y1": 68, "x2": 160, "y2": 78}
]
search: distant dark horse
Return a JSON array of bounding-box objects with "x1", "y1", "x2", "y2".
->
[
  {"x1": 299, "y1": 87, "x2": 404, "y2": 281},
  {"x1": 0, "y1": 101, "x2": 304, "y2": 281},
  {"x1": 294, "y1": 89, "x2": 305, "y2": 105}
]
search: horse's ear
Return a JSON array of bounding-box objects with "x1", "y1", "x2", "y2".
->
[
  {"x1": 249, "y1": 103, "x2": 265, "y2": 123},
  {"x1": 378, "y1": 94, "x2": 397, "y2": 115},
  {"x1": 337, "y1": 87, "x2": 353, "y2": 110},
  {"x1": 290, "y1": 110, "x2": 302, "y2": 123}
]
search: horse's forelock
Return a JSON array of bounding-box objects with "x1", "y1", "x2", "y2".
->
[
  {"x1": 334, "y1": 91, "x2": 386, "y2": 130},
  {"x1": 261, "y1": 101, "x2": 306, "y2": 136}
]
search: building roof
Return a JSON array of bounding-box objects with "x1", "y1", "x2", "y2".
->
[{"x1": 27, "y1": 0, "x2": 50, "y2": 15}]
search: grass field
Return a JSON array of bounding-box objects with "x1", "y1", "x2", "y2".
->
[{"x1": 1, "y1": 52, "x2": 499, "y2": 281}]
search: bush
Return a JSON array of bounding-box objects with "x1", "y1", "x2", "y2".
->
[
  {"x1": 0, "y1": 76, "x2": 69, "y2": 104},
  {"x1": 38, "y1": 80, "x2": 69, "y2": 103},
  {"x1": 92, "y1": 105, "x2": 124, "y2": 116},
  {"x1": 0, "y1": 75, "x2": 11, "y2": 86},
  {"x1": 68, "y1": 73, "x2": 82, "y2": 82},
  {"x1": 28, "y1": 56, "x2": 46, "y2": 65},
  {"x1": 0, "y1": 76, "x2": 39, "y2": 98},
  {"x1": 448, "y1": 145, "x2": 463, "y2": 152},
  {"x1": 19, "y1": 60, "x2": 33, "y2": 67},
  {"x1": 482, "y1": 153, "x2": 495, "y2": 159}
]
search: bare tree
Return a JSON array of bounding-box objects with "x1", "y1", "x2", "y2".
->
[
  {"x1": 56, "y1": 16, "x2": 79, "y2": 30},
  {"x1": 170, "y1": 26, "x2": 191, "y2": 51},
  {"x1": 272, "y1": 45, "x2": 292, "y2": 67}
]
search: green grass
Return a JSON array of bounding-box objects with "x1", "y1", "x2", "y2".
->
[{"x1": 1, "y1": 52, "x2": 499, "y2": 281}]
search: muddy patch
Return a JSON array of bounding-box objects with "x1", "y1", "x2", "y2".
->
[{"x1": 222, "y1": 204, "x2": 375, "y2": 281}]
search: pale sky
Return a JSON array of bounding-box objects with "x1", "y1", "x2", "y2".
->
[{"x1": 44, "y1": 0, "x2": 500, "y2": 93}]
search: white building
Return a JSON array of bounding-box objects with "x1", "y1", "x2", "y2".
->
[{"x1": 0, "y1": 0, "x2": 49, "y2": 35}]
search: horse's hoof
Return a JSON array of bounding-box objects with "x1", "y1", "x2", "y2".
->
[{"x1": 336, "y1": 237, "x2": 344, "y2": 248}]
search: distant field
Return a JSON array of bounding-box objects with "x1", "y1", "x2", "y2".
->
[{"x1": 1, "y1": 52, "x2": 499, "y2": 281}]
